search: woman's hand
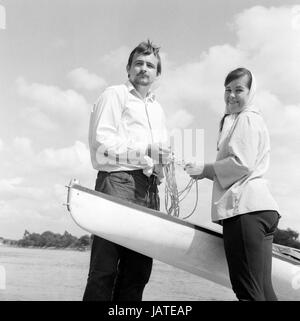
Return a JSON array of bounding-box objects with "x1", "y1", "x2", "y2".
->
[
  {"x1": 184, "y1": 163, "x2": 215, "y2": 181},
  {"x1": 184, "y1": 163, "x2": 205, "y2": 179},
  {"x1": 190, "y1": 173, "x2": 205, "y2": 180}
]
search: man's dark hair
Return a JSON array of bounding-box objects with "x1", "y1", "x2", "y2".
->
[{"x1": 127, "y1": 40, "x2": 162, "y2": 76}]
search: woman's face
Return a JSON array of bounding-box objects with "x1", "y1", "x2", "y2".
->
[{"x1": 224, "y1": 75, "x2": 250, "y2": 112}]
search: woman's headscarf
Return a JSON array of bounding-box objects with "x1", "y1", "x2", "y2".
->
[{"x1": 217, "y1": 70, "x2": 259, "y2": 149}]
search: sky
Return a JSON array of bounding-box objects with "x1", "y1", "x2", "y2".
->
[{"x1": 0, "y1": 0, "x2": 300, "y2": 239}]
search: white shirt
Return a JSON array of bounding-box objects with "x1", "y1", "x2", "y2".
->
[
  {"x1": 211, "y1": 110, "x2": 279, "y2": 223},
  {"x1": 89, "y1": 81, "x2": 168, "y2": 172}
]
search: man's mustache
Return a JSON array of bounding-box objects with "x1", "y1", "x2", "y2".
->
[{"x1": 137, "y1": 72, "x2": 148, "y2": 77}]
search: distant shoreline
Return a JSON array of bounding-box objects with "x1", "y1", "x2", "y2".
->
[
  {"x1": 0, "y1": 230, "x2": 92, "y2": 251},
  {"x1": 0, "y1": 243, "x2": 90, "y2": 252}
]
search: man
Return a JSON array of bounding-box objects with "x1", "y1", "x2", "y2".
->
[{"x1": 83, "y1": 40, "x2": 171, "y2": 301}]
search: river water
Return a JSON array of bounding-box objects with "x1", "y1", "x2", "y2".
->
[{"x1": 0, "y1": 245, "x2": 235, "y2": 301}]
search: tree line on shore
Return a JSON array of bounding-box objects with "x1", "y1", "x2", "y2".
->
[
  {"x1": 0, "y1": 230, "x2": 92, "y2": 250},
  {"x1": 273, "y1": 227, "x2": 300, "y2": 249},
  {"x1": 0, "y1": 227, "x2": 299, "y2": 250}
]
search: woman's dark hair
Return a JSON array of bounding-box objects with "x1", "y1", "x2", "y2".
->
[
  {"x1": 224, "y1": 67, "x2": 252, "y2": 88},
  {"x1": 127, "y1": 40, "x2": 162, "y2": 76},
  {"x1": 219, "y1": 67, "x2": 252, "y2": 132}
]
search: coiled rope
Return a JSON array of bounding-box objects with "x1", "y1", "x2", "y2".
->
[{"x1": 163, "y1": 161, "x2": 199, "y2": 219}]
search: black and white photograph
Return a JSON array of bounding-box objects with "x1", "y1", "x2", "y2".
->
[{"x1": 0, "y1": 0, "x2": 300, "y2": 306}]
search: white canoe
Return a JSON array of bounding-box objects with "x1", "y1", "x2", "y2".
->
[{"x1": 66, "y1": 179, "x2": 300, "y2": 301}]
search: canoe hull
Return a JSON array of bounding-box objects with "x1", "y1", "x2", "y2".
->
[{"x1": 66, "y1": 182, "x2": 300, "y2": 300}]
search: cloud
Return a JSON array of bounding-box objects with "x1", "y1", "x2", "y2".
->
[
  {"x1": 13, "y1": 137, "x2": 33, "y2": 155},
  {"x1": 156, "y1": 45, "x2": 248, "y2": 131},
  {"x1": 98, "y1": 46, "x2": 131, "y2": 83},
  {"x1": 19, "y1": 107, "x2": 59, "y2": 131},
  {"x1": 157, "y1": 5, "x2": 300, "y2": 141},
  {"x1": 0, "y1": 177, "x2": 46, "y2": 200},
  {"x1": 0, "y1": 177, "x2": 23, "y2": 190},
  {"x1": 37, "y1": 140, "x2": 91, "y2": 176},
  {"x1": 167, "y1": 109, "x2": 195, "y2": 130},
  {"x1": 99, "y1": 45, "x2": 130, "y2": 71},
  {"x1": 155, "y1": 5, "x2": 300, "y2": 232},
  {"x1": 16, "y1": 77, "x2": 89, "y2": 115},
  {"x1": 68, "y1": 67, "x2": 107, "y2": 91},
  {"x1": 10, "y1": 137, "x2": 35, "y2": 172},
  {"x1": 51, "y1": 38, "x2": 67, "y2": 49},
  {"x1": 0, "y1": 138, "x2": 95, "y2": 238},
  {"x1": 234, "y1": 6, "x2": 300, "y2": 104},
  {"x1": 16, "y1": 77, "x2": 91, "y2": 141},
  {"x1": 158, "y1": 5, "x2": 300, "y2": 119},
  {"x1": 9, "y1": 137, "x2": 92, "y2": 178},
  {"x1": 3, "y1": 5, "x2": 300, "y2": 238},
  {"x1": 16, "y1": 77, "x2": 90, "y2": 121},
  {"x1": 0, "y1": 197, "x2": 83, "y2": 239}
]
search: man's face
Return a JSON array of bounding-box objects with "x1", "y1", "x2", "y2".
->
[{"x1": 127, "y1": 53, "x2": 159, "y2": 87}]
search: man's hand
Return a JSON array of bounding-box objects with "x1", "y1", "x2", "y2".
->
[{"x1": 147, "y1": 143, "x2": 172, "y2": 165}]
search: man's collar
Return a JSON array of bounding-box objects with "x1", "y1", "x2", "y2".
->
[{"x1": 125, "y1": 80, "x2": 156, "y2": 102}]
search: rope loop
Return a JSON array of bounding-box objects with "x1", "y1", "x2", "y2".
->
[{"x1": 163, "y1": 161, "x2": 199, "y2": 219}]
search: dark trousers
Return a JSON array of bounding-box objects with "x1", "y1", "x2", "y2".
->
[
  {"x1": 83, "y1": 170, "x2": 160, "y2": 301},
  {"x1": 223, "y1": 210, "x2": 280, "y2": 301}
]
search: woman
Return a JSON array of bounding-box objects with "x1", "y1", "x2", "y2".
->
[{"x1": 185, "y1": 68, "x2": 280, "y2": 301}]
